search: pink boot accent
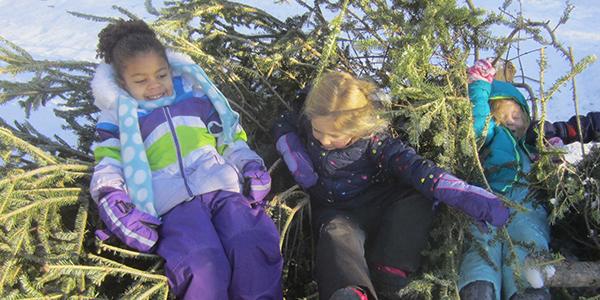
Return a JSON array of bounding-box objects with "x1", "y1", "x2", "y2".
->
[
  {"x1": 375, "y1": 264, "x2": 408, "y2": 278},
  {"x1": 349, "y1": 286, "x2": 369, "y2": 300}
]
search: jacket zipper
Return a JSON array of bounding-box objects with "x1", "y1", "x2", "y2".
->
[
  {"x1": 502, "y1": 127, "x2": 521, "y2": 193},
  {"x1": 163, "y1": 107, "x2": 194, "y2": 197}
]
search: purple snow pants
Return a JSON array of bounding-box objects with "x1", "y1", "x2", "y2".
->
[{"x1": 155, "y1": 190, "x2": 283, "y2": 300}]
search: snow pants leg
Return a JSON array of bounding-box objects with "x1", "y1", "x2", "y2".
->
[
  {"x1": 313, "y1": 187, "x2": 434, "y2": 299},
  {"x1": 367, "y1": 191, "x2": 435, "y2": 296},
  {"x1": 315, "y1": 214, "x2": 372, "y2": 299},
  {"x1": 458, "y1": 206, "x2": 549, "y2": 300},
  {"x1": 502, "y1": 206, "x2": 550, "y2": 299},
  {"x1": 156, "y1": 191, "x2": 283, "y2": 300}
]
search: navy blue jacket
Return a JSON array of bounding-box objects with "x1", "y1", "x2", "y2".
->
[
  {"x1": 525, "y1": 112, "x2": 600, "y2": 145},
  {"x1": 273, "y1": 112, "x2": 446, "y2": 208}
]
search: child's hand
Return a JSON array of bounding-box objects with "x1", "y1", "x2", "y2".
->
[
  {"x1": 433, "y1": 173, "x2": 509, "y2": 227},
  {"x1": 96, "y1": 190, "x2": 160, "y2": 252},
  {"x1": 276, "y1": 133, "x2": 319, "y2": 189},
  {"x1": 242, "y1": 161, "x2": 272, "y2": 205},
  {"x1": 467, "y1": 59, "x2": 496, "y2": 84}
]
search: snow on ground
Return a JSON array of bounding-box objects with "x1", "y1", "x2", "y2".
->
[{"x1": 0, "y1": 0, "x2": 598, "y2": 152}]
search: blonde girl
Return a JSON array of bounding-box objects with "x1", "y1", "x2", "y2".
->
[{"x1": 273, "y1": 71, "x2": 509, "y2": 300}]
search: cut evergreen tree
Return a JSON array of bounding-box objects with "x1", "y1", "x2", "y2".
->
[{"x1": 0, "y1": 0, "x2": 598, "y2": 298}]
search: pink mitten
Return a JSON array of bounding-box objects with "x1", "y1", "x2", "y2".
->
[{"x1": 468, "y1": 59, "x2": 496, "y2": 83}]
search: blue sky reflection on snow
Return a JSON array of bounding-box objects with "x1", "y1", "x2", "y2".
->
[{"x1": 0, "y1": 0, "x2": 597, "y2": 147}]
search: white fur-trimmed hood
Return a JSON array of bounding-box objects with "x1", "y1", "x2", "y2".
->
[{"x1": 91, "y1": 51, "x2": 196, "y2": 111}]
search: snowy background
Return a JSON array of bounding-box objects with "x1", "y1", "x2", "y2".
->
[{"x1": 0, "y1": 0, "x2": 597, "y2": 160}]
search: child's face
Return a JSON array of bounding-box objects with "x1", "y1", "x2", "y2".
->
[
  {"x1": 311, "y1": 115, "x2": 354, "y2": 150},
  {"x1": 120, "y1": 51, "x2": 173, "y2": 101},
  {"x1": 492, "y1": 100, "x2": 528, "y2": 138}
]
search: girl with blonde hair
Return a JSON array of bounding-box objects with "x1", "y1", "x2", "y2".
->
[
  {"x1": 273, "y1": 71, "x2": 509, "y2": 300},
  {"x1": 460, "y1": 59, "x2": 600, "y2": 300}
]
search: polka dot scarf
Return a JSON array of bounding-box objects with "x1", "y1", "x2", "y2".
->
[{"x1": 117, "y1": 59, "x2": 239, "y2": 217}]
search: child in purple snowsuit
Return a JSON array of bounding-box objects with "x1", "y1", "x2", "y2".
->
[
  {"x1": 272, "y1": 71, "x2": 510, "y2": 300},
  {"x1": 89, "y1": 20, "x2": 282, "y2": 300}
]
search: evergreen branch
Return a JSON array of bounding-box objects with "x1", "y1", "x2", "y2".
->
[
  {"x1": 0, "y1": 196, "x2": 79, "y2": 222},
  {"x1": 0, "y1": 164, "x2": 89, "y2": 186},
  {"x1": 0, "y1": 127, "x2": 58, "y2": 165},
  {"x1": 121, "y1": 260, "x2": 167, "y2": 299},
  {"x1": 0, "y1": 182, "x2": 15, "y2": 217},
  {"x1": 537, "y1": 47, "x2": 548, "y2": 151},
  {"x1": 111, "y1": 5, "x2": 142, "y2": 21},
  {"x1": 45, "y1": 264, "x2": 168, "y2": 282},
  {"x1": 0, "y1": 60, "x2": 95, "y2": 75},
  {"x1": 17, "y1": 274, "x2": 44, "y2": 298},
  {"x1": 67, "y1": 11, "x2": 118, "y2": 23},
  {"x1": 0, "y1": 258, "x2": 20, "y2": 289},
  {"x1": 544, "y1": 54, "x2": 596, "y2": 102},
  {"x1": 11, "y1": 188, "x2": 83, "y2": 198},
  {"x1": 145, "y1": 0, "x2": 161, "y2": 16},
  {"x1": 568, "y1": 47, "x2": 585, "y2": 156},
  {"x1": 0, "y1": 36, "x2": 33, "y2": 60},
  {"x1": 0, "y1": 1, "x2": 596, "y2": 297},
  {"x1": 36, "y1": 206, "x2": 52, "y2": 254},
  {"x1": 222, "y1": 0, "x2": 286, "y2": 28},
  {"x1": 313, "y1": 0, "x2": 349, "y2": 82},
  {"x1": 87, "y1": 253, "x2": 147, "y2": 272},
  {"x1": 96, "y1": 241, "x2": 161, "y2": 259},
  {"x1": 74, "y1": 198, "x2": 89, "y2": 255},
  {"x1": 464, "y1": 108, "x2": 492, "y2": 189},
  {"x1": 153, "y1": 28, "x2": 261, "y2": 80},
  {"x1": 132, "y1": 281, "x2": 169, "y2": 300},
  {"x1": 17, "y1": 295, "x2": 62, "y2": 300},
  {"x1": 0, "y1": 221, "x2": 29, "y2": 288},
  {"x1": 0, "y1": 119, "x2": 93, "y2": 162},
  {"x1": 252, "y1": 64, "x2": 292, "y2": 111}
]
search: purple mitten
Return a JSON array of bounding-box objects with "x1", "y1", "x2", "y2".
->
[
  {"x1": 468, "y1": 59, "x2": 496, "y2": 83},
  {"x1": 433, "y1": 173, "x2": 509, "y2": 227},
  {"x1": 96, "y1": 190, "x2": 160, "y2": 252},
  {"x1": 276, "y1": 132, "x2": 318, "y2": 189},
  {"x1": 242, "y1": 161, "x2": 272, "y2": 204}
]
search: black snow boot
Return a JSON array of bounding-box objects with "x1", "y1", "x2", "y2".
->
[
  {"x1": 459, "y1": 280, "x2": 495, "y2": 300},
  {"x1": 510, "y1": 288, "x2": 551, "y2": 300}
]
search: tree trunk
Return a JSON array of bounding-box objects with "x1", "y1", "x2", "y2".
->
[{"x1": 546, "y1": 261, "x2": 600, "y2": 287}]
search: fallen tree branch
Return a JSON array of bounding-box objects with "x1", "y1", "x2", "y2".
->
[{"x1": 546, "y1": 260, "x2": 600, "y2": 287}]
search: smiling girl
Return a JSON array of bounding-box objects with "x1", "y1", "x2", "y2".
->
[{"x1": 89, "y1": 19, "x2": 282, "y2": 299}]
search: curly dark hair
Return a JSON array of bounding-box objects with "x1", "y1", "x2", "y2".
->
[{"x1": 96, "y1": 19, "x2": 167, "y2": 76}]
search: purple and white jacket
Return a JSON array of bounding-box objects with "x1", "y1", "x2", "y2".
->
[{"x1": 90, "y1": 54, "x2": 264, "y2": 216}]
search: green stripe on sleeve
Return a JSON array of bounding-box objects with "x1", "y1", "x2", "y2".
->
[{"x1": 94, "y1": 146, "x2": 121, "y2": 163}]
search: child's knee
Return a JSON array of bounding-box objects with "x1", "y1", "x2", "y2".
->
[
  {"x1": 319, "y1": 216, "x2": 360, "y2": 239},
  {"x1": 227, "y1": 229, "x2": 282, "y2": 265},
  {"x1": 165, "y1": 248, "x2": 231, "y2": 298}
]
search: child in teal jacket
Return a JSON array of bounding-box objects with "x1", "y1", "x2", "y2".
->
[
  {"x1": 460, "y1": 59, "x2": 600, "y2": 300},
  {"x1": 459, "y1": 59, "x2": 550, "y2": 300}
]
